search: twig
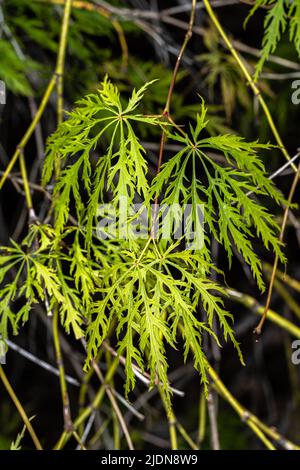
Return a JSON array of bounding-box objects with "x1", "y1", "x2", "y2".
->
[
  {"x1": 207, "y1": 386, "x2": 220, "y2": 449},
  {"x1": 197, "y1": 389, "x2": 207, "y2": 447},
  {"x1": 270, "y1": 278, "x2": 300, "y2": 321},
  {"x1": 226, "y1": 288, "x2": 300, "y2": 339},
  {"x1": 207, "y1": 363, "x2": 300, "y2": 450},
  {"x1": 261, "y1": 72, "x2": 300, "y2": 80},
  {"x1": 158, "y1": 387, "x2": 178, "y2": 450},
  {"x1": 0, "y1": 77, "x2": 56, "y2": 191},
  {"x1": 52, "y1": 307, "x2": 73, "y2": 432},
  {"x1": 178, "y1": 322, "x2": 285, "y2": 449},
  {"x1": 202, "y1": 0, "x2": 295, "y2": 170},
  {"x1": 162, "y1": 0, "x2": 239, "y2": 16},
  {"x1": 176, "y1": 421, "x2": 199, "y2": 450},
  {"x1": 0, "y1": 172, "x2": 52, "y2": 200},
  {"x1": 55, "y1": 0, "x2": 73, "y2": 126},
  {"x1": 91, "y1": 354, "x2": 127, "y2": 449},
  {"x1": 7, "y1": 339, "x2": 80, "y2": 386},
  {"x1": 87, "y1": 417, "x2": 111, "y2": 447},
  {"x1": 19, "y1": 149, "x2": 36, "y2": 222},
  {"x1": 266, "y1": 152, "x2": 300, "y2": 181},
  {"x1": 164, "y1": 0, "x2": 197, "y2": 114},
  {"x1": 102, "y1": 341, "x2": 185, "y2": 397},
  {"x1": 0, "y1": 0, "x2": 73, "y2": 191},
  {"x1": 72, "y1": 430, "x2": 87, "y2": 450},
  {"x1": 75, "y1": 410, "x2": 96, "y2": 449},
  {"x1": 0, "y1": 365, "x2": 43, "y2": 450},
  {"x1": 153, "y1": 0, "x2": 197, "y2": 224},
  {"x1": 245, "y1": 152, "x2": 300, "y2": 200},
  {"x1": 109, "y1": 389, "x2": 144, "y2": 421},
  {"x1": 81, "y1": 340, "x2": 134, "y2": 450}
]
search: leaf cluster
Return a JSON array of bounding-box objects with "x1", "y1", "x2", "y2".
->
[
  {"x1": 245, "y1": 0, "x2": 300, "y2": 80},
  {"x1": 0, "y1": 78, "x2": 287, "y2": 408}
]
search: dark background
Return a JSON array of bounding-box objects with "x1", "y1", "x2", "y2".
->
[{"x1": 0, "y1": 0, "x2": 299, "y2": 450}]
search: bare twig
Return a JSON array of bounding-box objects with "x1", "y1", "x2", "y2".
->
[
  {"x1": 0, "y1": 366, "x2": 43, "y2": 450},
  {"x1": 81, "y1": 340, "x2": 134, "y2": 450},
  {"x1": 7, "y1": 339, "x2": 80, "y2": 386},
  {"x1": 207, "y1": 386, "x2": 220, "y2": 449}
]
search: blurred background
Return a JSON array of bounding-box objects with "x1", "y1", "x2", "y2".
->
[{"x1": 0, "y1": 0, "x2": 300, "y2": 450}]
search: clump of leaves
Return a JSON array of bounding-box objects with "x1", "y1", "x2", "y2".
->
[
  {"x1": 245, "y1": 0, "x2": 300, "y2": 80},
  {"x1": 10, "y1": 424, "x2": 28, "y2": 450},
  {"x1": 150, "y1": 99, "x2": 286, "y2": 291},
  {"x1": 0, "y1": 78, "x2": 286, "y2": 408}
]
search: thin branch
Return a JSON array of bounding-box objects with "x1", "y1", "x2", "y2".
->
[
  {"x1": 0, "y1": 0, "x2": 73, "y2": 191},
  {"x1": 0, "y1": 77, "x2": 56, "y2": 191},
  {"x1": 153, "y1": 0, "x2": 197, "y2": 222},
  {"x1": 7, "y1": 339, "x2": 80, "y2": 386},
  {"x1": 197, "y1": 389, "x2": 207, "y2": 447},
  {"x1": 227, "y1": 288, "x2": 300, "y2": 339},
  {"x1": 207, "y1": 386, "x2": 220, "y2": 449},
  {"x1": 202, "y1": 0, "x2": 295, "y2": 169},
  {"x1": 81, "y1": 339, "x2": 134, "y2": 450},
  {"x1": 75, "y1": 411, "x2": 96, "y2": 450},
  {"x1": 263, "y1": 263, "x2": 300, "y2": 294},
  {"x1": 159, "y1": 387, "x2": 178, "y2": 450},
  {"x1": 52, "y1": 307, "x2": 73, "y2": 432},
  {"x1": 207, "y1": 363, "x2": 299, "y2": 450},
  {"x1": 0, "y1": 365, "x2": 43, "y2": 450},
  {"x1": 55, "y1": 0, "x2": 73, "y2": 126}
]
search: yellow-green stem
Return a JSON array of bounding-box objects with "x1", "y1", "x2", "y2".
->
[
  {"x1": 255, "y1": 162, "x2": 300, "y2": 334},
  {"x1": 106, "y1": 350, "x2": 120, "y2": 450},
  {"x1": 19, "y1": 151, "x2": 33, "y2": 211},
  {"x1": 0, "y1": 0, "x2": 73, "y2": 191},
  {"x1": 272, "y1": 278, "x2": 300, "y2": 321},
  {"x1": 159, "y1": 387, "x2": 178, "y2": 450},
  {"x1": 198, "y1": 388, "x2": 207, "y2": 447},
  {"x1": 55, "y1": 0, "x2": 72, "y2": 126},
  {"x1": 54, "y1": 357, "x2": 120, "y2": 449},
  {"x1": 52, "y1": 307, "x2": 73, "y2": 432},
  {"x1": 202, "y1": 0, "x2": 295, "y2": 169},
  {"x1": 226, "y1": 288, "x2": 300, "y2": 339},
  {"x1": 176, "y1": 422, "x2": 199, "y2": 450},
  {"x1": 207, "y1": 364, "x2": 276, "y2": 450},
  {"x1": 0, "y1": 77, "x2": 56, "y2": 191},
  {"x1": 0, "y1": 365, "x2": 43, "y2": 450}
]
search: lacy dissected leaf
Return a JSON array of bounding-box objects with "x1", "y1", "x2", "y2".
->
[
  {"x1": 3, "y1": 78, "x2": 285, "y2": 410},
  {"x1": 43, "y1": 77, "x2": 161, "y2": 236},
  {"x1": 85, "y1": 242, "x2": 242, "y2": 403},
  {"x1": 245, "y1": 0, "x2": 300, "y2": 80},
  {"x1": 151, "y1": 102, "x2": 286, "y2": 291},
  {"x1": 0, "y1": 225, "x2": 85, "y2": 341}
]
